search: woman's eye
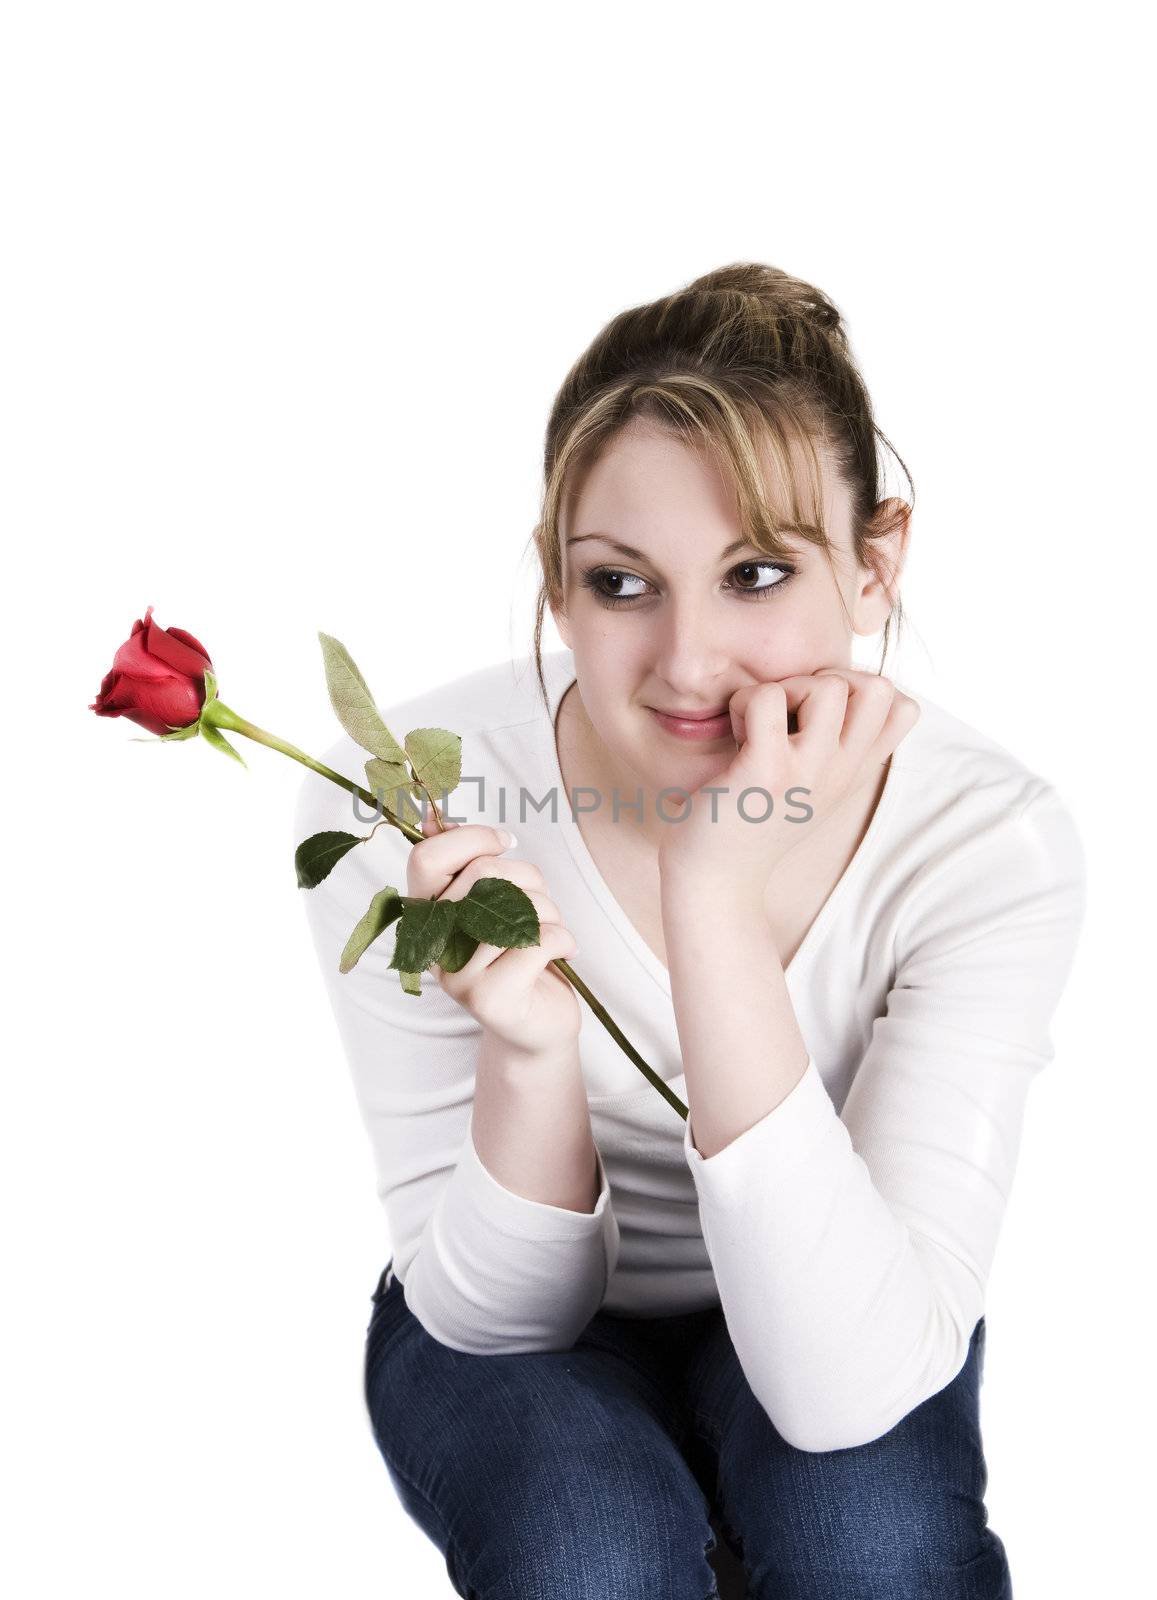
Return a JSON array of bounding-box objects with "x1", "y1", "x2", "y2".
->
[
  {"x1": 581, "y1": 562, "x2": 795, "y2": 608},
  {"x1": 726, "y1": 562, "x2": 794, "y2": 599},
  {"x1": 583, "y1": 569, "x2": 650, "y2": 604}
]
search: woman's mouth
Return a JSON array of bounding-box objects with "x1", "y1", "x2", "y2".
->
[{"x1": 648, "y1": 706, "x2": 732, "y2": 741}]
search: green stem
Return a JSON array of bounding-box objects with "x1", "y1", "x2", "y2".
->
[
  {"x1": 206, "y1": 699, "x2": 425, "y2": 843},
  {"x1": 549, "y1": 958, "x2": 688, "y2": 1119},
  {"x1": 206, "y1": 698, "x2": 688, "y2": 1121}
]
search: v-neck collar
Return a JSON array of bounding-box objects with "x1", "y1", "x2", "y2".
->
[{"x1": 527, "y1": 648, "x2": 916, "y2": 1001}]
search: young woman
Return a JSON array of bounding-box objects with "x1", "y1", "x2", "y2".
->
[{"x1": 296, "y1": 263, "x2": 1085, "y2": 1599}]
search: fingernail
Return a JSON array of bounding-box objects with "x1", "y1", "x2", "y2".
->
[{"x1": 498, "y1": 829, "x2": 518, "y2": 848}]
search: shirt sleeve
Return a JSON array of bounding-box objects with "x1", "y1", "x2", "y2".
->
[
  {"x1": 680, "y1": 780, "x2": 1087, "y2": 1453},
  {"x1": 293, "y1": 745, "x2": 620, "y2": 1354}
]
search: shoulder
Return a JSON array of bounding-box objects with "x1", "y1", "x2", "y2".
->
[
  {"x1": 886, "y1": 686, "x2": 1086, "y2": 965},
  {"x1": 892, "y1": 682, "x2": 1052, "y2": 803},
  {"x1": 891, "y1": 683, "x2": 1081, "y2": 840}
]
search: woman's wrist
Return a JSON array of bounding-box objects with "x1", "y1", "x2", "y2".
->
[
  {"x1": 659, "y1": 857, "x2": 768, "y2": 925},
  {"x1": 480, "y1": 1028, "x2": 582, "y2": 1083},
  {"x1": 474, "y1": 1029, "x2": 600, "y2": 1213}
]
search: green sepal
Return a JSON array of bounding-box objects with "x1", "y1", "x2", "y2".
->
[
  {"x1": 339, "y1": 886, "x2": 404, "y2": 973},
  {"x1": 132, "y1": 667, "x2": 220, "y2": 745},
  {"x1": 295, "y1": 830, "x2": 363, "y2": 889},
  {"x1": 199, "y1": 720, "x2": 247, "y2": 767},
  {"x1": 398, "y1": 969, "x2": 422, "y2": 996},
  {"x1": 201, "y1": 668, "x2": 220, "y2": 710}
]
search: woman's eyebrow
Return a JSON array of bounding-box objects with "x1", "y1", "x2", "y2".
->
[
  {"x1": 567, "y1": 533, "x2": 754, "y2": 562},
  {"x1": 566, "y1": 531, "x2": 803, "y2": 563}
]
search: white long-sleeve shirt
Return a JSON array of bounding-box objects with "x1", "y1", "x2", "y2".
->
[{"x1": 294, "y1": 647, "x2": 1086, "y2": 1452}]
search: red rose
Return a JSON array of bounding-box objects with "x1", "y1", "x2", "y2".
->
[{"x1": 89, "y1": 604, "x2": 214, "y2": 736}]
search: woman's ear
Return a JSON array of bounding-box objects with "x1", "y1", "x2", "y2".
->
[{"x1": 852, "y1": 500, "x2": 910, "y2": 636}]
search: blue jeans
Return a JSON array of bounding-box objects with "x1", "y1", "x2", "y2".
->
[{"x1": 363, "y1": 1262, "x2": 1013, "y2": 1599}]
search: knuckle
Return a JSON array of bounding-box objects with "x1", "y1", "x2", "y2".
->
[
  {"x1": 460, "y1": 856, "x2": 497, "y2": 889},
  {"x1": 456, "y1": 976, "x2": 482, "y2": 1013},
  {"x1": 406, "y1": 838, "x2": 437, "y2": 886},
  {"x1": 467, "y1": 863, "x2": 515, "y2": 897}
]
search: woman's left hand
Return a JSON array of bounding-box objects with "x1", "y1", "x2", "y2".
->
[{"x1": 655, "y1": 668, "x2": 921, "y2": 904}]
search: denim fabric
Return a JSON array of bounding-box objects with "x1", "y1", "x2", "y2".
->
[{"x1": 363, "y1": 1262, "x2": 1012, "y2": 1599}]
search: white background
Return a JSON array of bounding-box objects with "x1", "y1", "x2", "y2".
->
[{"x1": 4, "y1": 3, "x2": 1152, "y2": 1595}]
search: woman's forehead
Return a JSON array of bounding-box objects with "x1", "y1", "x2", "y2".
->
[{"x1": 566, "y1": 422, "x2": 847, "y2": 543}]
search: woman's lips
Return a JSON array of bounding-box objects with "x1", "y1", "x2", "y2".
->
[{"x1": 648, "y1": 707, "x2": 732, "y2": 741}]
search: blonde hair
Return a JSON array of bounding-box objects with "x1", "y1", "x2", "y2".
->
[{"x1": 528, "y1": 262, "x2": 913, "y2": 712}]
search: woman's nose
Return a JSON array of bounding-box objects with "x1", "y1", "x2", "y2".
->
[{"x1": 650, "y1": 596, "x2": 732, "y2": 689}]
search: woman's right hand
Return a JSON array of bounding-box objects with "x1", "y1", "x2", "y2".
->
[{"x1": 406, "y1": 811, "x2": 582, "y2": 1059}]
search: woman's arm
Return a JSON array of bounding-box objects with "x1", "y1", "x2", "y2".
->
[
  {"x1": 658, "y1": 781, "x2": 1087, "y2": 1454},
  {"x1": 294, "y1": 739, "x2": 619, "y2": 1355},
  {"x1": 472, "y1": 1030, "x2": 603, "y2": 1214},
  {"x1": 659, "y1": 868, "x2": 809, "y2": 1161}
]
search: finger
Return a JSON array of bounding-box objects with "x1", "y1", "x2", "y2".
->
[
  {"x1": 775, "y1": 673, "x2": 850, "y2": 753},
  {"x1": 812, "y1": 667, "x2": 898, "y2": 760},
  {"x1": 406, "y1": 821, "x2": 517, "y2": 899},
  {"x1": 435, "y1": 855, "x2": 547, "y2": 906},
  {"x1": 726, "y1": 679, "x2": 789, "y2": 751},
  {"x1": 481, "y1": 920, "x2": 580, "y2": 999},
  {"x1": 862, "y1": 687, "x2": 921, "y2": 767},
  {"x1": 434, "y1": 889, "x2": 563, "y2": 984}
]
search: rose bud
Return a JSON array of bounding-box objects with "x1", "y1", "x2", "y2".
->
[{"x1": 89, "y1": 604, "x2": 214, "y2": 736}]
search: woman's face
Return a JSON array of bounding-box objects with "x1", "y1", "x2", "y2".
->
[{"x1": 550, "y1": 418, "x2": 905, "y2": 814}]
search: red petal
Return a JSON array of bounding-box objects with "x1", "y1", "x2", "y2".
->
[
  {"x1": 164, "y1": 626, "x2": 213, "y2": 666},
  {"x1": 118, "y1": 705, "x2": 174, "y2": 737},
  {"x1": 127, "y1": 675, "x2": 203, "y2": 728},
  {"x1": 88, "y1": 667, "x2": 118, "y2": 712},
  {"x1": 146, "y1": 613, "x2": 214, "y2": 677},
  {"x1": 113, "y1": 624, "x2": 168, "y2": 680},
  {"x1": 88, "y1": 674, "x2": 172, "y2": 734}
]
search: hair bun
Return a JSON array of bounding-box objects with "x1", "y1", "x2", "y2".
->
[{"x1": 684, "y1": 262, "x2": 844, "y2": 336}]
